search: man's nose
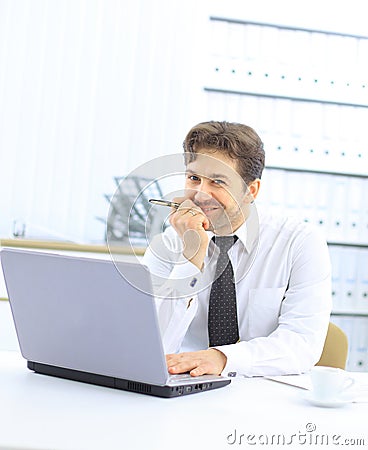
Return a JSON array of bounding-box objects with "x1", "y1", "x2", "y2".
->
[{"x1": 193, "y1": 181, "x2": 213, "y2": 202}]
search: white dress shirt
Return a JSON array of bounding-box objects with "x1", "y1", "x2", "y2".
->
[{"x1": 142, "y1": 204, "x2": 332, "y2": 377}]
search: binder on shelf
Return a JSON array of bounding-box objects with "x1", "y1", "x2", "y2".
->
[
  {"x1": 346, "y1": 177, "x2": 364, "y2": 244},
  {"x1": 357, "y1": 38, "x2": 368, "y2": 73},
  {"x1": 327, "y1": 175, "x2": 347, "y2": 242},
  {"x1": 243, "y1": 23, "x2": 261, "y2": 62},
  {"x1": 285, "y1": 171, "x2": 302, "y2": 218},
  {"x1": 238, "y1": 95, "x2": 260, "y2": 131},
  {"x1": 206, "y1": 91, "x2": 226, "y2": 121},
  {"x1": 258, "y1": 168, "x2": 284, "y2": 216},
  {"x1": 227, "y1": 22, "x2": 245, "y2": 60},
  {"x1": 330, "y1": 315, "x2": 368, "y2": 372},
  {"x1": 349, "y1": 317, "x2": 368, "y2": 372},
  {"x1": 210, "y1": 19, "x2": 227, "y2": 58},
  {"x1": 273, "y1": 99, "x2": 292, "y2": 146},
  {"x1": 314, "y1": 173, "x2": 330, "y2": 235},
  {"x1": 224, "y1": 93, "x2": 241, "y2": 120},
  {"x1": 341, "y1": 247, "x2": 359, "y2": 312},
  {"x1": 329, "y1": 246, "x2": 343, "y2": 312},
  {"x1": 357, "y1": 249, "x2": 368, "y2": 313}
]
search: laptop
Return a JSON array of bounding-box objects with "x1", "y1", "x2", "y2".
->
[{"x1": 0, "y1": 248, "x2": 230, "y2": 398}]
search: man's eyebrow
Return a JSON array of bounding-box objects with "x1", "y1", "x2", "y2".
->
[
  {"x1": 185, "y1": 169, "x2": 231, "y2": 181},
  {"x1": 211, "y1": 173, "x2": 231, "y2": 181}
]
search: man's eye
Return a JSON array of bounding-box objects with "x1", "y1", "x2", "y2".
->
[
  {"x1": 213, "y1": 179, "x2": 225, "y2": 185},
  {"x1": 188, "y1": 175, "x2": 200, "y2": 182}
]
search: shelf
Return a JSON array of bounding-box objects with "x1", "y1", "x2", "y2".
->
[
  {"x1": 264, "y1": 165, "x2": 368, "y2": 179},
  {"x1": 327, "y1": 242, "x2": 368, "y2": 249},
  {"x1": 0, "y1": 238, "x2": 146, "y2": 256},
  {"x1": 204, "y1": 87, "x2": 368, "y2": 109},
  {"x1": 331, "y1": 312, "x2": 368, "y2": 318},
  {"x1": 209, "y1": 16, "x2": 368, "y2": 40}
]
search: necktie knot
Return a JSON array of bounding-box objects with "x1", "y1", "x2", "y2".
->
[{"x1": 212, "y1": 235, "x2": 238, "y2": 254}]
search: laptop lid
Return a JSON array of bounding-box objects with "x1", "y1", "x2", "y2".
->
[{"x1": 1, "y1": 248, "x2": 170, "y2": 386}]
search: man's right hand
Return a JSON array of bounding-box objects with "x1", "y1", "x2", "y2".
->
[{"x1": 169, "y1": 198, "x2": 210, "y2": 270}]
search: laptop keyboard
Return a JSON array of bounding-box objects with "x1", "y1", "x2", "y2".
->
[
  {"x1": 168, "y1": 373, "x2": 223, "y2": 385},
  {"x1": 168, "y1": 373, "x2": 193, "y2": 382}
]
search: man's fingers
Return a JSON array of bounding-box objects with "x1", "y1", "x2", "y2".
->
[
  {"x1": 166, "y1": 353, "x2": 201, "y2": 374},
  {"x1": 166, "y1": 353, "x2": 187, "y2": 366},
  {"x1": 166, "y1": 350, "x2": 226, "y2": 376},
  {"x1": 190, "y1": 366, "x2": 208, "y2": 377},
  {"x1": 167, "y1": 358, "x2": 199, "y2": 374}
]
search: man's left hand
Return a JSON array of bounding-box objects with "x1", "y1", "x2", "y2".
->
[{"x1": 166, "y1": 348, "x2": 227, "y2": 376}]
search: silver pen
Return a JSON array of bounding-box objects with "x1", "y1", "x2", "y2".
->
[{"x1": 149, "y1": 198, "x2": 180, "y2": 209}]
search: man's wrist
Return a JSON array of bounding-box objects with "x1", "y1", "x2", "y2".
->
[
  {"x1": 184, "y1": 252, "x2": 205, "y2": 270},
  {"x1": 207, "y1": 347, "x2": 227, "y2": 373}
]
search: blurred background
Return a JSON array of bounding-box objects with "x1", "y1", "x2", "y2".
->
[{"x1": 0, "y1": 0, "x2": 367, "y2": 370}]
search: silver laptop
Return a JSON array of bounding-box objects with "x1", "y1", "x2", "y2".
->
[{"x1": 0, "y1": 248, "x2": 230, "y2": 398}]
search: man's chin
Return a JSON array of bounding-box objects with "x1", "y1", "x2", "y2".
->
[{"x1": 208, "y1": 220, "x2": 234, "y2": 235}]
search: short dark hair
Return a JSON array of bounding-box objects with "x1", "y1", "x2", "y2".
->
[{"x1": 183, "y1": 121, "x2": 265, "y2": 184}]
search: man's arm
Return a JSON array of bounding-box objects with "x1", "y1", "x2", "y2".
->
[{"x1": 143, "y1": 225, "x2": 212, "y2": 354}]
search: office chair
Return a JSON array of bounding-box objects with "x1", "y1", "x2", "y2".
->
[
  {"x1": 315, "y1": 322, "x2": 348, "y2": 370},
  {"x1": 103, "y1": 175, "x2": 168, "y2": 246}
]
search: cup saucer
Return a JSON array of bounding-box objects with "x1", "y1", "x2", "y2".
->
[{"x1": 303, "y1": 391, "x2": 353, "y2": 408}]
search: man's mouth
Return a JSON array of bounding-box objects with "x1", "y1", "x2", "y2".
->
[{"x1": 197, "y1": 204, "x2": 222, "y2": 214}]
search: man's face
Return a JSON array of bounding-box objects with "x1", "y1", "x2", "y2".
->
[{"x1": 184, "y1": 150, "x2": 258, "y2": 234}]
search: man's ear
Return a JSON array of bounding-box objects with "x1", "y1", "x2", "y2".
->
[{"x1": 246, "y1": 179, "x2": 261, "y2": 203}]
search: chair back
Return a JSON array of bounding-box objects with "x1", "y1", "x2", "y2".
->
[{"x1": 315, "y1": 322, "x2": 348, "y2": 369}]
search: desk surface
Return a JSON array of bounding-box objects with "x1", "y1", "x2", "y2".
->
[
  {"x1": 0, "y1": 352, "x2": 367, "y2": 450},
  {"x1": 0, "y1": 238, "x2": 146, "y2": 256}
]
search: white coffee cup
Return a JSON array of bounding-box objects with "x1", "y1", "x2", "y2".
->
[{"x1": 310, "y1": 366, "x2": 355, "y2": 400}]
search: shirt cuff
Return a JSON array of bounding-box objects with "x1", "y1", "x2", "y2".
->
[
  {"x1": 165, "y1": 259, "x2": 212, "y2": 298},
  {"x1": 215, "y1": 342, "x2": 253, "y2": 378}
]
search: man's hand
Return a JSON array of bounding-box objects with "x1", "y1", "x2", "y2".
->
[
  {"x1": 169, "y1": 198, "x2": 210, "y2": 270},
  {"x1": 166, "y1": 348, "x2": 227, "y2": 377}
]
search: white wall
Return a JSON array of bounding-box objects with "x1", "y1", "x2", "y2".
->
[{"x1": 0, "y1": 0, "x2": 209, "y2": 243}]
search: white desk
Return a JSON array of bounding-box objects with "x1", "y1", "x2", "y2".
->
[{"x1": 1, "y1": 352, "x2": 367, "y2": 450}]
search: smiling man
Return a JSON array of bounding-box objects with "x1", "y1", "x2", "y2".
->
[{"x1": 143, "y1": 121, "x2": 332, "y2": 378}]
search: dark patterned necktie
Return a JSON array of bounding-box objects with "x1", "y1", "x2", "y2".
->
[{"x1": 208, "y1": 235, "x2": 239, "y2": 347}]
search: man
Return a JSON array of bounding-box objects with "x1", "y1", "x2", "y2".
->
[{"x1": 143, "y1": 121, "x2": 332, "y2": 378}]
